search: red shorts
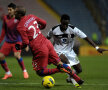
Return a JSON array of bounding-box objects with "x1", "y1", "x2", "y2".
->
[
  {"x1": 0, "y1": 41, "x2": 22, "y2": 56},
  {"x1": 32, "y1": 39, "x2": 61, "y2": 71}
]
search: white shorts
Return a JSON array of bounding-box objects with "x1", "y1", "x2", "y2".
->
[{"x1": 57, "y1": 49, "x2": 80, "y2": 66}]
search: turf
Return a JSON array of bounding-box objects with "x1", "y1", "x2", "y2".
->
[{"x1": 0, "y1": 55, "x2": 108, "y2": 90}]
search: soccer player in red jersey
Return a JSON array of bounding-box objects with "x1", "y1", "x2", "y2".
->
[
  {"x1": 15, "y1": 6, "x2": 84, "y2": 86},
  {"x1": 0, "y1": 3, "x2": 29, "y2": 79}
]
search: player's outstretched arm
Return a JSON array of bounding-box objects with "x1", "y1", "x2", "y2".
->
[
  {"x1": 36, "y1": 16, "x2": 46, "y2": 30},
  {"x1": 46, "y1": 30, "x2": 53, "y2": 40},
  {"x1": 84, "y1": 37, "x2": 108, "y2": 54}
]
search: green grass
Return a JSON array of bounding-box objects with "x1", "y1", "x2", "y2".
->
[{"x1": 0, "y1": 55, "x2": 108, "y2": 90}]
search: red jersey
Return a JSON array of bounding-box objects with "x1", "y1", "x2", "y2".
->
[
  {"x1": 0, "y1": 15, "x2": 22, "y2": 43},
  {"x1": 17, "y1": 14, "x2": 46, "y2": 49},
  {"x1": 17, "y1": 14, "x2": 60, "y2": 71}
]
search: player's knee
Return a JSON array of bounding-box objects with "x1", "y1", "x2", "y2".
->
[
  {"x1": 0, "y1": 53, "x2": 5, "y2": 60},
  {"x1": 76, "y1": 68, "x2": 82, "y2": 74},
  {"x1": 57, "y1": 61, "x2": 63, "y2": 65}
]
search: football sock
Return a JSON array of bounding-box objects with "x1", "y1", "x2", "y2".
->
[
  {"x1": 62, "y1": 64, "x2": 81, "y2": 82},
  {"x1": 66, "y1": 71, "x2": 80, "y2": 82},
  {"x1": 71, "y1": 78, "x2": 78, "y2": 85},
  {"x1": 23, "y1": 69, "x2": 27, "y2": 72},
  {"x1": 40, "y1": 68, "x2": 59, "y2": 76},
  {"x1": 0, "y1": 60, "x2": 9, "y2": 72},
  {"x1": 62, "y1": 63, "x2": 73, "y2": 73},
  {"x1": 17, "y1": 57, "x2": 25, "y2": 71},
  {"x1": 6, "y1": 71, "x2": 11, "y2": 75}
]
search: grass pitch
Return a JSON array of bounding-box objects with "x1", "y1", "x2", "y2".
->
[{"x1": 0, "y1": 55, "x2": 108, "y2": 90}]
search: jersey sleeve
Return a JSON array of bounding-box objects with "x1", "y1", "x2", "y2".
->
[
  {"x1": 0, "y1": 17, "x2": 6, "y2": 43},
  {"x1": 33, "y1": 15, "x2": 46, "y2": 30},
  {"x1": 74, "y1": 27, "x2": 87, "y2": 38},
  {"x1": 17, "y1": 25, "x2": 29, "y2": 46}
]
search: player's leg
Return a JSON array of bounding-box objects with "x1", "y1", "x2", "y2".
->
[
  {"x1": 32, "y1": 45, "x2": 60, "y2": 76},
  {"x1": 65, "y1": 57, "x2": 82, "y2": 85},
  {"x1": 14, "y1": 52, "x2": 29, "y2": 79},
  {"x1": 13, "y1": 42, "x2": 29, "y2": 79},
  {"x1": 65, "y1": 64, "x2": 80, "y2": 88},
  {"x1": 0, "y1": 42, "x2": 12, "y2": 79},
  {"x1": 59, "y1": 53, "x2": 70, "y2": 64},
  {"x1": 56, "y1": 61, "x2": 84, "y2": 85},
  {"x1": 62, "y1": 50, "x2": 82, "y2": 82},
  {"x1": 49, "y1": 53, "x2": 83, "y2": 85},
  {"x1": 36, "y1": 68, "x2": 59, "y2": 76},
  {"x1": 73, "y1": 63, "x2": 82, "y2": 74},
  {"x1": 59, "y1": 53, "x2": 80, "y2": 87},
  {"x1": 59, "y1": 54, "x2": 73, "y2": 82}
]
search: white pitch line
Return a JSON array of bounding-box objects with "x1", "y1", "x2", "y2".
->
[{"x1": 0, "y1": 83, "x2": 108, "y2": 86}]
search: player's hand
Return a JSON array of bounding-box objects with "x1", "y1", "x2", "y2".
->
[
  {"x1": 97, "y1": 48, "x2": 108, "y2": 54},
  {"x1": 25, "y1": 45, "x2": 29, "y2": 52},
  {"x1": 15, "y1": 44, "x2": 21, "y2": 50}
]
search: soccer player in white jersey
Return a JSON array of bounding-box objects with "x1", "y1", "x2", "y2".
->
[{"x1": 47, "y1": 14, "x2": 108, "y2": 86}]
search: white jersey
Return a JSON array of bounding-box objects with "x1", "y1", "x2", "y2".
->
[{"x1": 47, "y1": 24, "x2": 87, "y2": 53}]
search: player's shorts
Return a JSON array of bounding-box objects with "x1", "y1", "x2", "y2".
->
[
  {"x1": 57, "y1": 49, "x2": 80, "y2": 66},
  {"x1": 32, "y1": 39, "x2": 61, "y2": 71},
  {"x1": 0, "y1": 41, "x2": 22, "y2": 56}
]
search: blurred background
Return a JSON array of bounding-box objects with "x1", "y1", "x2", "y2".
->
[{"x1": 0, "y1": 0, "x2": 108, "y2": 56}]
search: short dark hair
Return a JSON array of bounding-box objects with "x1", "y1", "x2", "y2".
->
[
  {"x1": 8, "y1": 3, "x2": 16, "y2": 9},
  {"x1": 60, "y1": 14, "x2": 70, "y2": 21},
  {"x1": 16, "y1": 6, "x2": 26, "y2": 16}
]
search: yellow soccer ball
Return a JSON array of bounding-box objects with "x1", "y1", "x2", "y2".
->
[{"x1": 42, "y1": 76, "x2": 55, "y2": 88}]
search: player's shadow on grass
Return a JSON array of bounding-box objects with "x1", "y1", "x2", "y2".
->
[{"x1": 55, "y1": 83, "x2": 74, "y2": 87}]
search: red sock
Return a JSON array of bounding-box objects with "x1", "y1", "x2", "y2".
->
[
  {"x1": 0, "y1": 60, "x2": 9, "y2": 72},
  {"x1": 17, "y1": 58, "x2": 25, "y2": 71},
  {"x1": 40, "y1": 68, "x2": 59, "y2": 76},
  {"x1": 61, "y1": 64, "x2": 81, "y2": 82},
  {"x1": 71, "y1": 73, "x2": 81, "y2": 82}
]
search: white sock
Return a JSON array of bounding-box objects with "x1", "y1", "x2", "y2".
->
[
  {"x1": 67, "y1": 64, "x2": 71, "y2": 67},
  {"x1": 23, "y1": 69, "x2": 27, "y2": 72},
  {"x1": 6, "y1": 71, "x2": 11, "y2": 75},
  {"x1": 71, "y1": 78, "x2": 78, "y2": 85}
]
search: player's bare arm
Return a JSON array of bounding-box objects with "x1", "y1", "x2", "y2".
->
[{"x1": 84, "y1": 37, "x2": 108, "y2": 53}]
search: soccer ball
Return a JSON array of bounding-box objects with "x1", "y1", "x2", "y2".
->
[{"x1": 42, "y1": 76, "x2": 55, "y2": 88}]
